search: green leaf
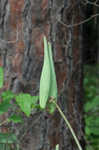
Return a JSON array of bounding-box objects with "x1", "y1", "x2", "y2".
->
[
  {"x1": 31, "y1": 96, "x2": 39, "y2": 105},
  {"x1": 39, "y1": 37, "x2": 58, "y2": 113},
  {"x1": 84, "y1": 65, "x2": 99, "y2": 150},
  {"x1": 47, "y1": 42, "x2": 57, "y2": 113},
  {"x1": 0, "y1": 67, "x2": 4, "y2": 88},
  {"x1": 0, "y1": 144, "x2": 11, "y2": 150},
  {"x1": 0, "y1": 133, "x2": 17, "y2": 144},
  {"x1": 31, "y1": 96, "x2": 39, "y2": 109},
  {"x1": 8, "y1": 114, "x2": 23, "y2": 123},
  {"x1": 39, "y1": 36, "x2": 51, "y2": 109},
  {"x1": 85, "y1": 126, "x2": 91, "y2": 136},
  {"x1": 85, "y1": 116, "x2": 99, "y2": 127},
  {"x1": 84, "y1": 78, "x2": 89, "y2": 85},
  {"x1": 84, "y1": 96, "x2": 99, "y2": 112},
  {"x1": 48, "y1": 42, "x2": 57, "y2": 99},
  {"x1": 1, "y1": 90, "x2": 15, "y2": 102},
  {"x1": 0, "y1": 144, "x2": 5, "y2": 150},
  {"x1": 89, "y1": 127, "x2": 99, "y2": 135},
  {"x1": 0, "y1": 101, "x2": 12, "y2": 115},
  {"x1": 15, "y1": 93, "x2": 33, "y2": 117}
]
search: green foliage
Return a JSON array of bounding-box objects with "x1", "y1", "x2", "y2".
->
[
  {"x1": 0, "y1": 81, "x2": 39, "y2": 117},
  {"x1": 0, "y1": 90, "x2": 15, "y2": 115},
  {"x1": 0, "y1": 133, "x2": 17, "y2": 144},
  {"x1": 8, "y1": 114, "x2": 23, "y2": 123},
  {"x1": 84, "y1": 65, "x2": 99, "y2": 150},
  {"x1": 84, "y1": 95, "x2": 99, "y2": 112},
  {"x1": 0, "y1": 101, "x2": 12, "y2": 115},
  {"x1": 39, "y1": 36, "x2": 57, "y2": 112},
  {"x1": 0, "y1": 133, "x2": 19, "y2": 150},
  {"x1": 0, "y1": 144, "x2": 19, "y2": 150},
  {"x1": 0, "y1": 66, "x2": 39, "y2": 149},
  {"x1": 16, "y1": 93, "x2": 38, "y2": 117},
  {"x1": 1, "y1": 90, "x2": 15, "y2": 102}
]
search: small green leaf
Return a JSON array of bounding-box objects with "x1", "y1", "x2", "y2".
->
[
  {"x1": 0, "y1": 133, "x2": 17, "y2": 144},
  {"x1": 15, "y1": 93, "x2": 33, "y2": 117},
  {"x1": 89, "y1": 127, "x2": 99, "y2": 135},
  {"x1": 0, "y1": 67, "x2": 4, "y2": 88},
  {"x1": 8, "y1": 114, "x2": 23, "y2": 123},
  {"x1": 84, "y1": 96, "x2": 99, "y2": 112},
  {"x1": 0, "y1": 101, "x2": 12, "y2": 115},
  {"x1": 1, "y1": 90, "x2": 15, "y2": 102}
]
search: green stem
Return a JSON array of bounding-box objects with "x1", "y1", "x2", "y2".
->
[{"x1": 52, "y1": 100, "x2": 83, "y2": 150}]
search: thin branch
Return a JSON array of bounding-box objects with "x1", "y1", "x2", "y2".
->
[
  {"x1": 57, "y1": 13, "x2": 99, "y2": 28},
  {"x1": 95, "y1": 0, "x2": 99, "y2": 3},
  {"x1": 85, "y1": 0, "x2": 99, "y2": 7},
  {"x1": 82, "y1": 0, "x2": 99, "y2": 6}
]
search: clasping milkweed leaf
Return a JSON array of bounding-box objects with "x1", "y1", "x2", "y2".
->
[
  {"x1": 56, "y1": 144, "x2": 59, "y2": 150},
  {"x1": 47, "y1": 42, "x2": 57, "y2": 113},
  {"x1": 39, "y1": 36, "x2": 57, "y2": 112},
  {"x1": 0, "y1": 67, "x2": 4, "y2": 88},
  {"x1": 39, "y1": 36, "x2": 51, "y2": 109},
  {"x1": 48, "y1": 42, "x2": 57, "y2": 99}
]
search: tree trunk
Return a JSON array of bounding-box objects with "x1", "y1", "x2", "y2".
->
[
  {"x1": 0, "y1": 0, "x2": 84, "y2": 150},
  {"x1": 96, "y1": 7, "x2": 99, "y2": 64}
]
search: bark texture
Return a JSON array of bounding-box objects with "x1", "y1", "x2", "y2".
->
[{"x1": 0, "y1": 0, "x2": 84, "y2": 150}]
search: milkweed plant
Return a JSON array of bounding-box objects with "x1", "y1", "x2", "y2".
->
[{"x1": 0, "y1": 36, "x2": 82, "y2": 150}]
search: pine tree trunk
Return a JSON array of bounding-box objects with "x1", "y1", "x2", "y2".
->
[
  {"x1": 0, "y1": 0, "x2": 84, "y2": 150},
  {"x1": 96, "y1": 8, "x2": 99, "y2": 64}
]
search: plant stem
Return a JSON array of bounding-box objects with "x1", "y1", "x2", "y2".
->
[{"x1": 52, "y1": 100, "x2": 83, "y2": 150}]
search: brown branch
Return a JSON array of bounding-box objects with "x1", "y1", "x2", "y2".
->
[
  {"x1": 57, "y1": 13, "x2": 99, "y2": 28},
  {"x1": 86, "y1": 0, "x2": 99, "y2": 7}
]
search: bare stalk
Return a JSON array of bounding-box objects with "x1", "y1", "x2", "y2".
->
[{"x1": 52, "y1": 100, "x2": 83, "y2": 150}]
